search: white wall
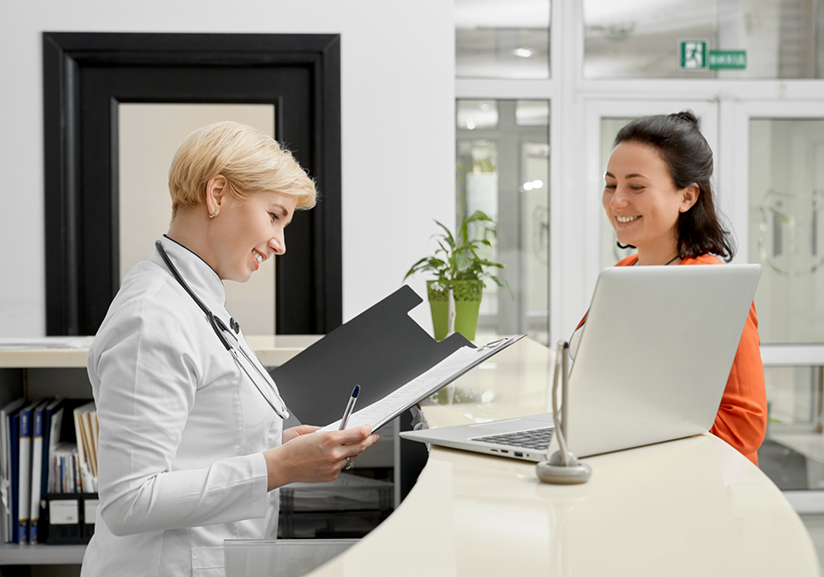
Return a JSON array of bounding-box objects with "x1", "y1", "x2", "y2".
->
[{"x1": 1, "y1": 0, "x2": 455, "y2": 336}]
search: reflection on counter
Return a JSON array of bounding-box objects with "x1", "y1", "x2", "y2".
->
[{"x1": 278, "y1": 473, "x2": 393, "y2": 539}]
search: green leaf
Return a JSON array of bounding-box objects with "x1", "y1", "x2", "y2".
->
[
  {"x1": 455, "y1": 253, "x2": 473, "y2": 272},
  {"x1": 406, "y1": 211, "x2": 508, "y2": 285},
  {"x1": 402, "y1": 257, "x2": 431, "y2": 280},
  {"x1": 467, "y1": 210, "x2": 493, "y2": 224},
  {"x1": 432, "y1": 219, "x2": 456, "y2": 248}
]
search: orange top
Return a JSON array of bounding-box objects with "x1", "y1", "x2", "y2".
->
[{"x1": 577, "y1": 253, "x2": 768, "y2": 465}]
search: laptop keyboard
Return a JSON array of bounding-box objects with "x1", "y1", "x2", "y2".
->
[{"x1": 471, "y1": 427, "x2": 553, "y2": 450}]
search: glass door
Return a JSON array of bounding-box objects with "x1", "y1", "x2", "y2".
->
[
  {"x1": 729, "y1": 101, "x2": 824, "y2": 508},
  {"x1": 456, "y1": 99, "x2": 551, "y2": 344}
]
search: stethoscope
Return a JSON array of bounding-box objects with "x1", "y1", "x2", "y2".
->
[{"x1": 155, "y1": 240, "x2": 289, "y2": 420}]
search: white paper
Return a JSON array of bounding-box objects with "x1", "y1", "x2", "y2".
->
[
  {"x1": 84, "y1": 499, "x2": 99, "y2": 525},
  {"x1": 320, "y1": 335, "x2": 522, "y2": 433},
  {"x1": 49, "y1": 500, "x2": 79, "y2": 525}
]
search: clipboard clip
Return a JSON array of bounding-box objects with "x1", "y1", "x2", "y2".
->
[{"x1": 477, "y1": 334, "x2": 525, "y2": 352}]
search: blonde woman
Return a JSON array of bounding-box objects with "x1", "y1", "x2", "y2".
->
[{"x1": 82, "y1": 122, "x2": 378, "y2": 576}]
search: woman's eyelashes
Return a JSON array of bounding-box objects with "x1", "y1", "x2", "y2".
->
[
  {"x1": 269, "y1": 212, "x2": 280, "y2": 223},
  {"x1": 604, "y1": 182, "x2": 645, "y2": 192}
]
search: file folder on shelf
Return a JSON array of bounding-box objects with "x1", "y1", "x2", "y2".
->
[{"x1": 42, "y1": 492, "x2": 98, "y2": 545}]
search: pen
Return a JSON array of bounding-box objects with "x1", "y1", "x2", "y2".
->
[{"x1": 338, "y1": 384, "x2": 360, "y2": 430}]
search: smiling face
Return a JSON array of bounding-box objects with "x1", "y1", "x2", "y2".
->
[
  {"x1": 208, "y1": 187, "x2": 298, "y2": 283},
  {"x1": 603, "y1": 141, "x2": 699, "y2": 265}
]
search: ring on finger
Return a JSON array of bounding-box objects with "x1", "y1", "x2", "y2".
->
[{"x1": 344, "y1": 456, "x2": 352, "y2": 471}]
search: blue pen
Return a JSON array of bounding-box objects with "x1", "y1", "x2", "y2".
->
[{"x1": 338, "y1": 385, "x2": 360, "y2": 430}]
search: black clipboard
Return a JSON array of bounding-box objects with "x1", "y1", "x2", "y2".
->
[
  {"x1": 320, "y1": 333, "x2": 525, "y2": 432},
  {"x1": 270, "y1": 286, "x2": 474, "y2": 426}
]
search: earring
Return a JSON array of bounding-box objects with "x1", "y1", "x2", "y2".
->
[{"x1": 209, "y1": 210, "x2": 219, "y2": 219}]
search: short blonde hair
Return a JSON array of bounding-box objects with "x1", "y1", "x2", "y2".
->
[{"x1": 168, "y1": 121, "x2": 317, "y2": 218}]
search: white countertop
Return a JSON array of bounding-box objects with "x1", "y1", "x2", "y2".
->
[{"x1": 302, "y1": 337, "x2": 820, "y2": 577}]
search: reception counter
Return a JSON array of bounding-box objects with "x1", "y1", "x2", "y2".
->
[{"x1": 297, "y1": 337, "x2": 819, "y2": 577}]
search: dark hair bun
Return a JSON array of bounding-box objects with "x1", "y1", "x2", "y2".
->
[{"x1": 671, "y1": 110, "x2": 699, "y2": 126}]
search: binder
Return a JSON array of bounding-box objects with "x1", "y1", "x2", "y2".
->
[
  {"x1": 271, "y1": 286, "x2": 473, "y2": 427},
  {"x1": 0, "y1": 398, "x2": 25, "y2": 543},
  {"x1": 43, "y1": 399, "x2": 65, "y2": 494},
  {"x1": 29, "y1": 399, "x2": 51, "y2": 543},
  {"x1": 17, "y1": 401, "x2": 38, "y2": 544},
  {"x1": 8, "y1": 404, "x2": 23, "y2": 543}
]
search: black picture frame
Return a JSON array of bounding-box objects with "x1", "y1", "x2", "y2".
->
[{"x1": 43, "y1": 32, "x2": 342, "y2": 336}]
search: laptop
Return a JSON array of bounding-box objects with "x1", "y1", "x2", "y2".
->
[{"x1": 400, "y1": 264, "x2": 762, "y2": 462}]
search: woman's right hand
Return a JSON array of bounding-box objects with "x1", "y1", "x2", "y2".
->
[{"x1": 263, "y1": 424, "x2": 379, "y2": 490}]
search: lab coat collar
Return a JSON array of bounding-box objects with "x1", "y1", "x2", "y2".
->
[{"x1": 152, "y1": 235, "x2": 227, "y2": 308}]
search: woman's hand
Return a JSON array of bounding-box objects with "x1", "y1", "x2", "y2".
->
[
  {"x1": 264, "y1": 424, "x2": 380, "y2": 490},
  {"x1": 282, "y1": 425, "x2": 320, "y2": 444}
]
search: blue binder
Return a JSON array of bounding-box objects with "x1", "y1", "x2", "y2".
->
[{"x1": 40, "y1": 399, "x2": 65, "y2": 498}]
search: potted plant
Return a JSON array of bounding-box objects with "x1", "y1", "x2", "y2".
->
[{"x1": 404, "y1": 210, "x2": 510, "y2": 341}]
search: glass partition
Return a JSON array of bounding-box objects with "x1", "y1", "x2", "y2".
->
[
  {"x1": 746, "y1": 116, "x2": 824, "y2": 491},
  {"x1": 584, "y1": 0, "x2": 824, "y2": 79},
  {"x1": 748, "y1": 118, "x2": 824, "y2": 345},
  {"x1": 456, "y1": 0, "x2": 551, "y2": 79},
  {"x1": 760, "y1": 365, "x2": 824, "y2": 491},
  {"x1": 456, "y1": 100, "x2": 550, "y2": 344}
]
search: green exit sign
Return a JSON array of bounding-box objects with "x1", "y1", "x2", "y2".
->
[
  {"x1": 679, "y1": 41, "x2": 747, "y2": 70},
  {"x1": 679, "y1": 40, "x2": 707, "y2": 69},
  {"x1": 708, "y1": 50, "x2": 747, "y2": 69}
]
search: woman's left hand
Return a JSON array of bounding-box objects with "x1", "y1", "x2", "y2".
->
[{"x1": 282, "y1": 425, "x2": 320, "y2": 444}]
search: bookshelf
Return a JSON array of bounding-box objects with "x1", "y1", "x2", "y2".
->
[{"x1": 0, "y1": 335, "x2": 320, "y2": 567}]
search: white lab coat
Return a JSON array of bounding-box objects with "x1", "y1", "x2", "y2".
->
[{"x1": 81, "y1": 236, "x2": 283, "y2": 577}]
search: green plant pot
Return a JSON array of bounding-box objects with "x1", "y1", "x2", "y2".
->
[{"x1": 427, "y1": 280, "x2": 483, "y2": 341}]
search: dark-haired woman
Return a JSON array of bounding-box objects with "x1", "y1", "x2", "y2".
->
[{"x1": 573, "y1": 111, "x2": 767, "y2": 465}]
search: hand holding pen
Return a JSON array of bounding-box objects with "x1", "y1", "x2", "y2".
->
[{"x1": 264, "y1": 384, "x2": 375, "y2": 488}]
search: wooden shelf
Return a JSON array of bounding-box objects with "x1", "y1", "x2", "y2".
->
[{"x1": 0, "y1": 543, "x2": 86, "y2": 565}]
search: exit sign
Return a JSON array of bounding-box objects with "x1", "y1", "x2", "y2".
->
[
  {"x1": 679, "y1": 41, "x2": 747, "y2": 70},
  {"x1": 708, "y1": 50, "x2": 746, "y2": 69}
]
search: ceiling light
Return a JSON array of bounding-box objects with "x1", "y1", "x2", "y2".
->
[{"x1": 514, "y1": 48, "x2": 533, "y2": 58}]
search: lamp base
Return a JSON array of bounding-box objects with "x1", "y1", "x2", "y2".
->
[{"x1": 535, "y1": 450, "x2": 592, "y2": 484}]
